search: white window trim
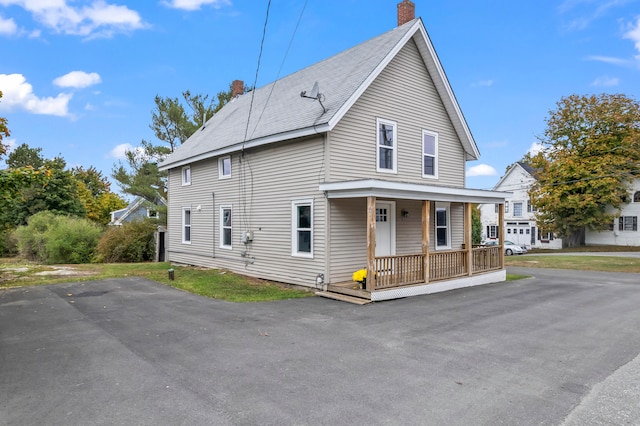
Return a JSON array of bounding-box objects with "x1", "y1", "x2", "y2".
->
[
  {"x1": 219, "y1": 205, "x2": 232, "y2": 249},
  {"x1": 421, "y1": 129, "x2": 438, "y2": 179},
  {"x1": 182, "y1": 207, "x2": 192, "y2": 244},
  {"x1": 182, "y1": 165, "x2": 191, "y2": 186},
  {"x1": 435, "y1": 202, "x2": 451, "y2": 250},
  {"x1": 147, "y1": 208, "x2": 158, "y2": 219},
  {"x1": 218, "y1": 156, "x2": 231, "y2": 180},
  {"x1": 291, "y1": 199, "x2": 313, "y2": 258},
  {"x1": 376, "y1": 118, "x2": 397, "y2": 174},
  {"x1": 513, "y1": 202, "x2": 523, "y2": 218}
]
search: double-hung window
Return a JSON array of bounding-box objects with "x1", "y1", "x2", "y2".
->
[
  {"x1": 422, "y1": 130, "x2": 438, "y2": 178},
  {"x1": 182, "y1": 207, "x2": 191, "y2": 244},
  {"x1": 488, "y1": 225, "x2": 498, "y2": 239},
  {"x1": 435, "y1": 203, "x2": 450, "y2": 249},
  {"x1": 220, "y1": 206, "x2": 232, "y2": 249},
  {"x1": 182, "y1": 166, "x2": 191, "y2": 186},
  {"x1": 376, "y1": 118, "x2": 397, "y2": 173},
  {"x1": 505, "y1": 201, "x2": 509, "y2": 213},
  {"x1": 513, "y1": 202, "x2": 523, "y2": 217},
  {"x1": 219, "y1": 156, "x2": 231, "y2": 179},
  {"x1": 292, "y1": 199, "x2": 313, "y2": 257},
  {"x1": 619, "y1": 216, "x2": 638, "y2": 231}
]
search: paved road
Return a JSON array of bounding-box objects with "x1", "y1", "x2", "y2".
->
[{"x1": 1, "y1": 268, "x2": 639, "y2": 425}]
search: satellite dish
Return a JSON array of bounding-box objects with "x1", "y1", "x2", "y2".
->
[{"x1": 308, "y1": 82, "x2": 319, "y2": 99}]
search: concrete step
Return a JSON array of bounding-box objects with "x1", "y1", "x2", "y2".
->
[{"x1": 315, "y1": 291, "x2": 372, "y2": 305}]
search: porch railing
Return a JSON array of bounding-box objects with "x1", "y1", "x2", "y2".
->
[
  {"x1": 372, "y1": 246, "x2": 502, "y2": 290},
  {"x1": 374, "y1": 254, "x2": 424, "y2": 289}
]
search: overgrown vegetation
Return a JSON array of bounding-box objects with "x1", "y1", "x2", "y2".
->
[
  {"x1": 13, "y1": 211, "x2": 103, "y2": 264},
  {"x1": 95, "y1": 220, "x2": 157, "y2": 263}
]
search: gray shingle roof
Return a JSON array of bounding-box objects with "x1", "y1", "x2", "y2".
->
[{"x1": 160, "y1": 18, "x2": 477, "y2": 170}]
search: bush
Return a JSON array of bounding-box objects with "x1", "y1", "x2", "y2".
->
[
  {"x1": 95, "y1": 220, "x2": 157, "y2": 263},
  {"x1": 13, "y1": 211, "x2": 103, "y2": 264},
  {"x1": 0, "y1": 228, "x2": 18, "y2": 257}
]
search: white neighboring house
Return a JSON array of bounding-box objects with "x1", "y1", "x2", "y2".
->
[
  {"x1": 109, "y1": 196, "x2": 166, "y2": 226},
  {"x1": 585, "y1": 179, "x2": 640, "y2": 246},
  {"x1": 479, "y1": 162, "x2": 563, "y2": 250}
]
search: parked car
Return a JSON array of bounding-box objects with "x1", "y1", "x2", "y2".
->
[{"x1": 482, "y1": 240, "x2": 527, "y2": 255}]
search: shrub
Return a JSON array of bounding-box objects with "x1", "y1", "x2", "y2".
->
[
  {"x1": 13, "y1": 211, "x2": 103, "y2": 264},
  {"x1": 45, "y1": 216, "x2": 103, "y2": 264},
  {"x1": 0, "y1": 228, "x2": 18, "y2": 257},
  {"x1": 95, "y1": 220, "x2": 157, "y2": 263}
]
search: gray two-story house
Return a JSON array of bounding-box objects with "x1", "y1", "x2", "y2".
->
[{"x1": 159, "y1": 1, "x2": 508, "y2": 302}]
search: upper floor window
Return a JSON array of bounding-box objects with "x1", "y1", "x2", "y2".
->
[
  {"x1": 435, "y1": 203, "x2": 450, "y2": 250},
  {"x1": 376, "y1": 118, "x2": 397, "y2": 173},
  {"x1": 182, "y1": 166, "x2": 191, "y2": 186},
  {"x1": 220, "y1": 206, "x2": 232, "y2": 249},
  {"x1": 619, "y1": 216, "x2": 638, "y2": 231},
  {"x1": 219, "y1": 156, "x2": 231, "y2": 179},
  {"x1": 422, "y1": 130, "x2": 438, "y2": 178},
  {"x1": 292, "y1": 199, "x2": 313, "y2": 257},
  {"x1": 527, "y1": 200, "x2": 536, "y2": 213},
  {"x1": 513, "y1": 202, "x2": 523, "y2": 217},
  {"x1": 182, "y1": 207, "x2": 191, "y2": 244},
  {"x1": 505, "y1": 201, "x2": 509, "y2": 213}
]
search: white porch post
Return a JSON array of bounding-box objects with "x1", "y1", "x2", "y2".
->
[
  {"x1": 498, "y1": 203, "x2": 505, "y2": 269},
  {"x1": 366, "y1": 196, "x2": 376, "y2": 291},
  {"x1": 465, "y1": 202, "x2": 473, "y2": 276},
  {"x1": 422, "y1": 200, "x2": 430, "y2": 283}
]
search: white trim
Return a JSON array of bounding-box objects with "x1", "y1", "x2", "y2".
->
[
  {"x1": 219, "y1": 205, "x2": 232, "y2": 249},
  {"x1": 291, "y1": 198, "x2": 314, "y2": 258},
  {"x1": 421, "y1": 129, "x2": 438, "y2": 179},
  {"x1": 319, "y1": 179, "x2": 510, "y2": 204},
  {"x1": 435, "y1": 202, "x2": 451, "y2": 250},
  {"x1": 181, "y1": 165, "x2": 191, "y2": 186},
  {"x1": 371, "y1": 270, "x2": 506, "y2": 301},
  {"x1": 182, "y1": 207, "x2": 192, "y2": 244},
  {"x1": 376, "y1": 118, "x2": 397, "y2": 174},
  {"x1": 218, "y1": 156, "x2": 231, "y2": 180}
]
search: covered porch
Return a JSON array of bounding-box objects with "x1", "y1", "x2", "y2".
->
[{"x1": 318, "y1": 180, "x2": 508, "y2": 302}]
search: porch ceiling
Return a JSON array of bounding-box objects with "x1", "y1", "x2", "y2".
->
[{"x1": 319, "y1": 179, "x2": 509, "y2": 203}]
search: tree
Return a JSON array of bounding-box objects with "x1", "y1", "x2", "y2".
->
[
  {"x1": 73, "y1": 166, "x2": 126, "y2": 225},
  {"x1": 529, "y1": 94, "x2": 640, "y2": 247},
  {"x1": 6, "y1": 143, "x2": 45, "y2": 168},
  {"x1": 0, "y1": 156, "x2": 86, "y2": 227},
  {"x1": 0, "y1": 91, "x2": 10, "y2": 158},
  {"x1": 115, "y1": 84, "x2": 240, "y2": 201},
  {"x1": 472, "y1": 205, "x2": 482, "y2": 245}
]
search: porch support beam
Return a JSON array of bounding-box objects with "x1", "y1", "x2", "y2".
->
[
  {"x1": 498, "y1": 203, "x2": 505, "y2": 269},
  {"x1": 465, "y1": 202, "x2": 473, "y2": 276},
  {"x1": 422, "y1": 200, "x2": 430, "y2": 283},
  {"x1": 366, "y1": 196, "x2": 376, "y2": 291}
]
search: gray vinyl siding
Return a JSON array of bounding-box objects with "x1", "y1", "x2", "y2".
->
[
  {"x1": 167, "y1": 136, "x2": 327, "y2": 288},
  {"x1": 328, "y1": 38, "x2": 465, "y2": 186}
]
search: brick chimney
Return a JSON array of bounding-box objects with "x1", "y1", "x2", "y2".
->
[
  {"x1": 231, "y1": 80, "x2": 244, "y2": 97},
  {"x1": 397, "y1": 0, "x2": 415, "y2": 26}
]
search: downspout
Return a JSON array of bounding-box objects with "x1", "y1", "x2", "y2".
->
[{"x1": 212, "y1": 192, "x2": 215, "y2": 258}]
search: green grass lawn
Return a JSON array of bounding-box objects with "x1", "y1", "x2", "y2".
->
[
  {"x1": 505, "y1": 255, "x2": 640, "y2": 273},
  {"x1": 0, "y1": 259, "x2": 313, "y2": 302}
]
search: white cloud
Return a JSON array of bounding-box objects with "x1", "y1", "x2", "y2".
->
[
  {"x1": 0, "y1": 73, "x2": 72, "y2": 116},
  {"x1": 162, "y1": 0, "x2": 231, "y2": 11},
  {"x1": 467, "y1": 164, "x2": 497, "y2": 177},
  {"x1": 527, "y1": 142, "x2": 544, "y2": 156},
  {"x1": 624, "y1": 17, "x2": 640, "y2": 58},
  {"x1": 0, "y1": 0, "x2": 146, "y2": 38},
  {"x1": 590, "y1": 76, "x2": 619, "y2": 86},
  {"x1": 53, "y1": 71, "x2": 101, "y2": 88},
  {"x1": 585, "y1": 55, "x2": 630, "y2": 65},
  {"x1": 0, "y1": 15, "x2": 17, "y2": 34},
  {"x1": 107, "y1": 143, "x2": 133, "y2": 159},
  {"x1": 471, "y1": 79, "x2": 494, "y2": 88}
]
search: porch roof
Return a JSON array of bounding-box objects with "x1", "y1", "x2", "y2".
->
[{"x1": 319, "y1": 179, "x2": 510, "y2": 204}]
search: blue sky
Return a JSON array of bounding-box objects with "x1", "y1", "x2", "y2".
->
[{"x1": 1, "y1": 0, "x2": 640, "y2": 195}]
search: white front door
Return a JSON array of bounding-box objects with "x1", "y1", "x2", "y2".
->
[{"x1": 375, "y1": 201, "x2": 395, "y2": 257}]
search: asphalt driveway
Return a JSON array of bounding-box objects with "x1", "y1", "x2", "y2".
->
[{"x1": 1, "y1": 268, "x2": 639, "y2": 425}]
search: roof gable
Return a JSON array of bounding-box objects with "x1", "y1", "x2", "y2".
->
[
  {"x1": 493, "y1": 162, "x2": 538, "y2": 191},
  {"x1": 160, "y1": 18, "x2": 479, "y2": 170}
]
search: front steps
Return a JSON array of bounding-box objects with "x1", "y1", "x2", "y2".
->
[{"x1": 315, "y1": 291, "x2": 372, "y2": 305}]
